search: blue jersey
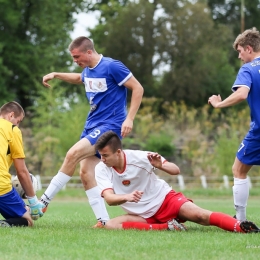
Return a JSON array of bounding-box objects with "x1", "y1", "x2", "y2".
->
[
  {"x1": 232, "y1": 57, "x2": 260, "y2": 140},
  {"x1": 81, "y1": 55, "x2": 132, "y2": 130}
]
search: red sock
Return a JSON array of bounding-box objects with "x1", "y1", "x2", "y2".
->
[
  {"x1": 209, "y1": 212, "x2": 242, "y2": 232},
  {"x1": 122, "y1": 222, "x2": 168, "y2": 230}
]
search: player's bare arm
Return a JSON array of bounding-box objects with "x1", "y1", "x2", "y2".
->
[
  {"x1": 42, "y1": 72, "x2": 82, "y2": 88},
  {"x1": 103, "y1": 189, "x2": 144, "y2": 206},
  {"x1": 13, "y1": 158, "x2": 35, "y2": 197},
  {"x1": 147, "y1": 152, "x2": 180, "y2": 175},
  {"x1": 208, "y1": 86, "x2": 249, "y2": 108},
  {"x1": 121, "y1": 76, "x2": 144, "y2": 137}
]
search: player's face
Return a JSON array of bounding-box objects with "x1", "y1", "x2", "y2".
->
[
  {"x1": 99, "y1": 146, "x2": 121, "y2": 168},
  {"x1": 70, "y1": 48, "x2": 92, "y2": 68},
  {"x1": 5, "y1": 112, "x2": 24, "y2": 126},
  {"x1": 237, "y1": 45, "x2": 252, "y2": 63}
]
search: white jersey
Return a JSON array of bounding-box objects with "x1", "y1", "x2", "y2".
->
[{"x1": 95, "y1": 150, "x2": 171, "y2": 218}]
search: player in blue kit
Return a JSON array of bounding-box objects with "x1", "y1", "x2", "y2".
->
[
  {"x1": 208, "y1": 28, "x2": 260, "y2": 221},
  {"x1": 41, "y1": 36, "x2": 144, "y2": 226}
]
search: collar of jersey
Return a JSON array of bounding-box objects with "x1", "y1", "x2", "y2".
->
[
  {"x1": 112, "y1": 151, "x2": 126, "y2": 174},
  {"x1": 89, "y1": 54, "x2": 103, "y2": 70}
]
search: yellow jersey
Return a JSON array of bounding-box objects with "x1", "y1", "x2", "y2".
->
[{"x1": 0, "y1": 118, "x2": 25, "y2": 195}]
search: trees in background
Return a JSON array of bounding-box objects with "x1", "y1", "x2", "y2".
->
[
  {"x1": 208, "y1": 0, "x2": 260, "y2": 34},
  {"x1": 88, "y1": 0, "x2": 237, "y2": 107},
  {"x1": 0, "y1": 0, "x2": 86, "y2": 108},
  {"x1": 1, "y1": 0, "x2": 260, "y2": 109},
  {"x1": 208, "y1": 0, "x2": 260, "y2": 69},
  {"x1": 4, "y1": 0, "x2": 258, "y2": 176}
]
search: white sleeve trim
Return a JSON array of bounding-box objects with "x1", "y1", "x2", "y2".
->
[
  {"x1": 231, "y1": 85, "x2": 250, "y2": 92},
  {"x1": 118, "y1": 72, "x2": 133, "y2": 86}
]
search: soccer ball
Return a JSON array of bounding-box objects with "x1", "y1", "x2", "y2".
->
[{"x1": 12, "y1": 173, "x2": 38, "y2": 199}]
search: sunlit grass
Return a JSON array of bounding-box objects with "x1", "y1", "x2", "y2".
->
[{"x1": 1, "y1": 189, "x2": 259, "y2": 260}]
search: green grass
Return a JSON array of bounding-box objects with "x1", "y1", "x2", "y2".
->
[{"x1": 1, "y1": 189, "x2": 260, "y2": 260}]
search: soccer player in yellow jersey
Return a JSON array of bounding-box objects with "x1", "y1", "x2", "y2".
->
[{"x1": 0, "y1": 101, "x2": 43, "y2": 227}]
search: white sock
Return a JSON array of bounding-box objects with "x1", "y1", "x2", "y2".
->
[
  {"x1": 86, "y1": 186, "x2": 110, "y2": 224},
  {"x1": 233, "y1": 177, "x2": 249, "y2": 221},
  {"x1": 41, "y1": 171, "x2": 71, "y2": 205}
]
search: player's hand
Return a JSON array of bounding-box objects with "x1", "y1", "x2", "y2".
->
[
  {"x1": 208, "y1": 94, "x2": 222, "y2": 108},
  {"x1": 27, "y1": 195, "x2": 44, "y2": 220},
  {"x1": 147, "y1": 152, "x2": 162, "y2": 168},
  {"x1": 126, "y1": 190, "x2": 143, "y2": 203},
  {"x1": 42, "y1": 72, "x2": 55, "y2": 88},
  {"x1": 121, "y1": 118, "x2": 133, "y2": 137}
]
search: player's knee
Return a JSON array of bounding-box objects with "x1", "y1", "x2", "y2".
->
[
  {"x1": 65, "y1": 148, "x2": 79, "y2": 163},
  {"x1": 232, "y1": 165, "x2": 247, "y2": 178},
  {"x1": 232, "y1": 164, "x2": 237, "y2": 177},
  {"x1": 79, "y1": 168, "x2": 87, "y2": 177},
  {"x1": 104, "y1": 220, "x2": 117, "y2": 230},
  {"x1": 79, "y1": 169, "x2": 90, "y2": 184},
  {"x1": 194, "y1": 211, "x2": 210, "y2": 225}
]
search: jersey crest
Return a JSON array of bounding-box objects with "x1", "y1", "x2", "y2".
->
[
  {"x1": 122, "y1": 180, "x2": 131, "y2": 186},
  {"x1": 84, "y1": 78, "x2": 107, "y2": 93}
]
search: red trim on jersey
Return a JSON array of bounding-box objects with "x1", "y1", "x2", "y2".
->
[
  {"x1": 101, "y1": 188, "x2": 114, "y2": 197},
  {"x1": 112, "y1": 151, "x2": 126, "y2": 174}
]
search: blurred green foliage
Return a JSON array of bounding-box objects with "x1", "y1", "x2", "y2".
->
[
  {"x1": 20, "y1": 94, "x2": 260, "y2": 179},
  {"x1": 4, "y1": 0, "x2": 260, "y2": 178}
]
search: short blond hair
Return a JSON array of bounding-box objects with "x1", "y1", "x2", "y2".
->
[{"x1": 233, "y1": 27, "x2": 260, "y2": 52}]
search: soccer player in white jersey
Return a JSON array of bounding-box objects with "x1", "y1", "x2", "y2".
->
[
  {"x1": 41, "y1": 37, "x2": 143, "y2": 226},
  {"x1": 209, "y1": 28, "x2": 260, "y2": 221},
  {"x1": 94, "y1": 131, "x2": 259, "y2": 233}
]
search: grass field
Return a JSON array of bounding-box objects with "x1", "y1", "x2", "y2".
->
[{"x1": 0, "y1": 189, "x2": 259, "y2": 260}]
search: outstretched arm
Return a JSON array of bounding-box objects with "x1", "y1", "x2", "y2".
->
[
  {"x1": 147, "y1": 152, "x2": 180, "y2": 175},
  {"x1": 103, "y1": 189, "x2": 144, "y2": 206},
  {"x1": 121, "y1": 76, "x2": 144, "y2": 137},
  {"x1": 42, "y1": 72, "x2": 82, "y2": 88}
]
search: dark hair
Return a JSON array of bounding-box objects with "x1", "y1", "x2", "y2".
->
[
  {"x1": 233, "y1": 27, "x2": 260, "y2": 52},
  {"x1": 68, "y1": 36, "x2": 95, "y2": 52},
  {"x1": 95, "y1": 131, "x2": 122, "y2": 153},
  {"x1": 0, "y1": 101, "x2": 24, "y2": 117}
]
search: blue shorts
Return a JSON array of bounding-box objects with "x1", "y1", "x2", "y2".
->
[
  {"x1": 80, "y1": 125, "x2": 122, "y2": 158},
  {"x1": 236, "y1": 139, "x2": 260, "y2": 165},
  {"x1": 0, "y1": 187, "x2": 27, "y2": 219}
]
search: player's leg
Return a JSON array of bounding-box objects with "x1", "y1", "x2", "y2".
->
[
  {"x1": 40, "y1": 138, "x2": 95, "y2": 208},
  {"x1": 105, "y1": 215, "x2": 147, "y2": 230},
  {"x1": 233, "y1": 139, "x2": 260, "y2": 221},
  {"x1": 80, "y1": 126, "x2": 123, "y2": 225},
  {"x1": 2, "y1": 217, "x2": 29, "y2": 227},
  {"x1": 115, "y1": 191, "x2": 189, "y2": 231},
  {"x1": 177, "y1": 201, "x2": 212, "y2": 225},
  {"x1": 177, "y1": 201, "x2": 254, "y2": 233},
  {"x1": 80, "y1": 156, "x2": 110, "y2": 225},
  {"x1": 232, "y1": 157, "x2": 251, "y2": 221},
  {"x1": 4, "y1": 208, "x2": 34, "y2": 227},
  {"x1": 0, "y1": 188, "x2": 32, "y2": 227},
  {"x1": 106, "y1": 214, "x2": 185, "y2": 231}
]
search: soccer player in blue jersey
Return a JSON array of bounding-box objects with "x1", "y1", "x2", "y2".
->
[
  {"x1": 41, "y1": 36, "x2": 143, "y2": 226},
  {"x1": 208, "y1": 28, "x2": 260, "y2": 221}
]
